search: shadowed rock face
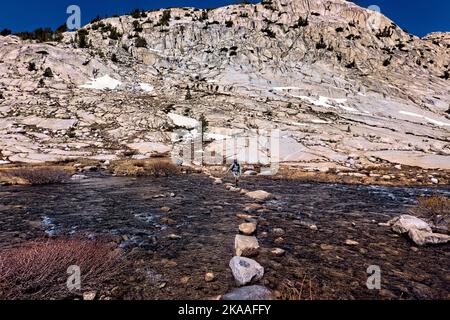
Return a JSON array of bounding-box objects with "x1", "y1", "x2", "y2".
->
[{"x1": 0, "y1": 0, "x2": 449, "y2": 169}]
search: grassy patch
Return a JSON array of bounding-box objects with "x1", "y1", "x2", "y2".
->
[
  {"x1": 410, "y1": 195, "x2": 450, "y2": 228},
  {"x1": 112, "y1": 158, "x2": 179, "y2": 177},
  {"x1": 0, "y1": 166, "x2": 73, "y2": 185}
]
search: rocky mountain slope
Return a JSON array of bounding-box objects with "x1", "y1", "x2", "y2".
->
[{"x1": 0, "y1": 0, "x2": 449, "y2": 172}]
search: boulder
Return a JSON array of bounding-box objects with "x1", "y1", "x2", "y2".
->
[
  {"x1": 408, "y1": 229, "x2": 450, "y2": 246},
  {"x1": 246, "y1": 190, "x2": 272, "y2": 201},
  {"x1": 239, "y1": 222, "x2": 257, "y2": 235},
  {"x1": 222, "y1": 285, "x2": 274, "y2": 300},
  {"x1": 235, "y1": 235, "x2": 259, "y2": 257},
  {"x1": 388, "y1": 215, "x2": 432, "y2": 234},
  {"x1": 229, "y1": 256, "x2": 264, "y2": 286},
  {"x1": 244, "y1": 170, "x2": 258, "y2": 176}
]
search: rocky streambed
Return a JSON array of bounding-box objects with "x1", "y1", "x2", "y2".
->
[{"x1": 0, "y1": 174, "x2": 449, "y2": 300}]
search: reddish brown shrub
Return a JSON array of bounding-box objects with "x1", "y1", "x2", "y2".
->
[
  {"x1": 6, "y1": 167, "x2": 71, "y2": 185},
  {"x1": 0, "y1": 238, "x2": 124, "y2": 300}
]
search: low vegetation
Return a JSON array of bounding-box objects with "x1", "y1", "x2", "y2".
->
[
  {"x1": 112, "y1": 158, "x2": 179, "y2": 177},
  {"x1": 135, "y1": 36, "x2": 148, "y2": 48},
  {"x1": 1, "y1": 166, "x2": 72, "y2": 185},
  {"x1": 410, "y1": 195, "x2": 450, "y2": 229},
  {"x1": 0, "y1": 238, "x2": 124, "y2": 299}
]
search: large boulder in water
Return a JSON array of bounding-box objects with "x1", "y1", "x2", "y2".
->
[
  {"x1": 408, "y1": 229, "x2": 450, "y2": 246},
  {"x1": 388, "y1": 215, "x2": 432, "y2": 234}
]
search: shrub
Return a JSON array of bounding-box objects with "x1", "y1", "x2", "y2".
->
[
  {"x1": 410, "y1": 195, "x2": 450, "y2": 228},
  {"x1": 43, "y1": 67, "x2": 54, "y2": 78},
  {"x1": 345, "y1": 60, "x2": 356, "y2": 69},
  {"x1": 111, "y1": 53, "x2": 119, "y2": 63},
  {"x1": 0, "y1": 238, "x2": 124, "y2": 300},
  {"x1": 91, "y1": 15, "x2": 101, "y2": 24},
  {"x1": 131, "y1": 9, "x2": 141, "y2": 19},
  {"x1": 76, "y1": 29, "x2": 89, "y2": 48},
  {"x1": 133, "y1": 20, "x2": 143, "y2": 32},
  {"x1": 262, "y1": 27, "x2": 276, "y2": 38},
  {"x1": 376, "y1": 26, "x2": 393, "y2": 38},
  {"x1": 335, "y1": 27, "x2": 344, "y2": 33},
  {"x1": 135, "y1": 36, "x2": 147, "y2": 48},
  {"x1": 440, "y1": 70, "x2": 449, "y2": 80},
  {"x1": 6, "y1": 167, "x2": 70, "y2": 185},
  {"x1": 1, "y1": 28, "x2": 12, "y2": 36},
  {"x1": 108, "y1": 26, "x2": 122, "y2": 40},
  {"x1": 28, "y1": 62, "x2": 37, "y2": 72},
  {"x1": 383, "y1": 58, "x2": 391, "y2": 66},
  {"x1": 316, "y1": 36, "x2": 327, "y2": 49},
  {"x1": 225, "y1": 20, "x2": 234, "y2": 28},
  {"x1": 157, "y1": 9, "x2": 171, "y2": 26},
  {"x1": 199, "y1": 113, "x2": 208, "y2": 134},
  {"x1": 113, "y1": 159, "x2": 179, "y2": 177},
  {"x1": 294, "y1": 17, "x2": 309, "y2": 28}
]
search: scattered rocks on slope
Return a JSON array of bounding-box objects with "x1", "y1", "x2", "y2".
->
[{"x1": 229, "y1": 256, "x2": 264, "y2": 286}]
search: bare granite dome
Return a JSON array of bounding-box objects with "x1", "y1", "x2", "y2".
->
[{"x1": 0, "y1": 0, "x2": 449, "y2": 170}]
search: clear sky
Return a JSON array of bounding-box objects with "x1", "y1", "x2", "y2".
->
[{"x1": 0, "y1": 0, "x2": 448, "y2": 37}]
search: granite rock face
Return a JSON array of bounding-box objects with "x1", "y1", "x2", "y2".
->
[{"x1": 0, "y1": 0, "x2": 449, "y2": 169}]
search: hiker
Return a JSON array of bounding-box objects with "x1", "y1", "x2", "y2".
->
[{"x1": 227, "y1": 159, "x2": 242, "y2": 186}]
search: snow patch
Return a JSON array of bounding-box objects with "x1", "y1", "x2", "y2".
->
[
  {"x1": 80, "y1": 75, "x2": 122, "y2": 90},
  {"x1": 294, "y1": 95, "x2": 357, "y2": 112},
  {"x1": 399, "y1": 111, "x2": 450, "y2": 127},
  {"x1": 273, "y1": 86, "x2": 301, "y2": 91},
  {"x1": 139, "y1": 83, "x2": 153, "y2": 92},
  {"x1": 168, "y1": 113, "x2": 200, "y2": 129}
]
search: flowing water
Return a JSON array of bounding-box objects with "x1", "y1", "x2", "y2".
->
[{"x1": 0, "y1": 174, "x2": 448, "y2": 299}]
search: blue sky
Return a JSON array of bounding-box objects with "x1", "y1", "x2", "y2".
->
[{"x1": 0, "y1": 0, "x2": 448, "y2": 37}]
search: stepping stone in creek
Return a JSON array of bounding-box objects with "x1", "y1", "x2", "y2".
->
[
  {"x1": 239, "y1": 222, "x2": 257, "y2": 235},
  {"x1": 222, "y1": 285, "x2": 274, "y2": 300},
  {"x1": 246, "y1": 190, "x2": 272, "y2": 201},
  {"x1": 235, "y1": 235, "x2": 260, "y2": 257},
  {"x1": 229, "y1": 256, "x2": 264, "y2": 286}
]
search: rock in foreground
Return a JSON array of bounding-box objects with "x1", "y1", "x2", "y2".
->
[
  {"x1": 408, "y1": 229, "x2": 450, "y2": 246},
  {"x1": 389, "y1": 215, "x2": 432, "y2": 234},
  {"x1": 229, "y1": 256, "x2": 264, "y2": 286},
  {"x1": 222, "y1": 285, "x2": 274, "y2": 300}
]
